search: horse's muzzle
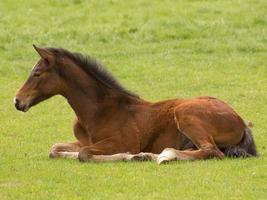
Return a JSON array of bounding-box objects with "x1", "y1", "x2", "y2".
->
[{"x1": 14, "y1": 97, "x2": 29, "y2": 112}]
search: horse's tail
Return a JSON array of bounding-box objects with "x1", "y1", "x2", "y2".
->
[{"x1": 224, "y1": 126, "x2": 258, "y2": 157}]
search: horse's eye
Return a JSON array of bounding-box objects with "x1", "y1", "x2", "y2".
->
[{"x1": 33, "y1": 71, "x2": 41, "y2": 77}]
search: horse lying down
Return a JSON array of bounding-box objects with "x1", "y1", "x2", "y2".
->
[{"x1": 14, "y1": 45, "x2": 258, "y2": 164}]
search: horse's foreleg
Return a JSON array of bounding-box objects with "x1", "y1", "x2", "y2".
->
[
  {"x1": 78, "y1": 134, "x2": 140, "y2": 162},
  {"x1": 49, "y1": 142, "x2": 137, "y2": 161},
  {"x1": 78, "y1": 153, "x2": 133, "y2": 162},
  {"x1": 75, "y1": 152, "x2": 158, "y2": 162},
  {"x1": 129, "y1": 152, "x2": 158, "y2": 161},
  {"x1": 77, "y1": 135, "x2": 158, "y2": 162},
  {"x1": 49, "y1": 118, "x2": 92, "y2": 159},
  {"x1": 49, "y1": 141, "x2": 81, "y2": 159}
]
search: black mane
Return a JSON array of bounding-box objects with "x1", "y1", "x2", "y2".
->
[{"x1": 47, "y1": 48, "x2": 138, "y2": 98}]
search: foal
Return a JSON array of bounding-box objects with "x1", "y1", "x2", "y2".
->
[{"x1": 14, "y1": 45, "x2": 257, "y2": 164}]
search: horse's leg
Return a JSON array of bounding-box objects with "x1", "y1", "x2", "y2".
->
[
  {"x1": 129, "y1": 152, "x2": 158, "y2": 161},
  {"x1": 49, "y1": 118, "x2": 90, "y2": 159},
  {"x1": 78, "y1": 136, "x2": 127, "y2": 162},
  {"x1": 157, "y1": 132, "x2": 225, "y2": 164},
  {"x1": 77, "y1": 152, "x2": 133, "y2": 162},
  {"x1": 77, "y1": 135, "x2": 150, "y2": 162},
  {"x1": 157, "y1": 147, "x2": 223, "y2": 164},
  {"x1": 49, "y1": 141, "x2": 140, "y2": 161},
  {"x1": 73, "y1": 118, "x2": 92, "y2": 146},
  {"x1": 77, "y1": 152, "x2": 159, "y2": 162},
  {"x1": 49, "y1": 141, "x2": 81, "y2": 159},
  {"x1": 157, "y1": 114, "x2": 224, "y2": 164}
]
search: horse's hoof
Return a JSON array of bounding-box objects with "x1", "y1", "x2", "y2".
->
[
  {"x1": 78, "y1": 152, "x2": 90, "y2": 162},
  {"x1": 49, "y1": 152, "x2": 57, "y2": 158}
]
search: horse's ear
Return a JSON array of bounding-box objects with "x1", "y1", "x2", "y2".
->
[
  {"x1": 33, "y1": 44, "x2": 51, "y2": 58},
  {"x1": 33, "y1": 44, "x2": 54, "y2": 66}
]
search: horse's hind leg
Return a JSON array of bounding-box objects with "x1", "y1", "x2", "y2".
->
[
  {"x1": 157, "y1": 113, "x2": 225, "y2": 164},
  {"x1": 49, "y1": 141, "x2": 81, "y2": 159},
  {"x1": 157, "y1": 147, "x2": 223, "y2": 164},
  {"x1": 157, "y1": 121, "x2": 225, "y2": 164}
]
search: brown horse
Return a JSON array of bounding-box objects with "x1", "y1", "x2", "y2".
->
[{"x1": 14, "y1": 45, "x2": 257, "y2": 164}]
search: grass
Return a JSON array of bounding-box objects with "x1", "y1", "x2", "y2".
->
[{"x1": 0, "y1": 0, "x2": 267, "y2": 199}]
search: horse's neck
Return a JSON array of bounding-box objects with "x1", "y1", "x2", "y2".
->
[
  {"x1": 59, "y1": 61, "x2": 143, "y2": 127},
  {"x1": 65, "y1": 88, "x2": 142, "y2": 128},
  {"x1": 58, "y1": 61, "x2": 99, "y2": 125},
  {"x1": 62, "y1": 77, "x2": 138, "y2": 128}
]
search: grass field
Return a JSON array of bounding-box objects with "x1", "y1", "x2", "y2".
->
[{"x1": 1, "y1": 0, "x2": 267, "y2": 199}]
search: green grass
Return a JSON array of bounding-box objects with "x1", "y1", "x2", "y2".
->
[{"x1": 1, "y1": 0, "x2": 267, "y2": 199}]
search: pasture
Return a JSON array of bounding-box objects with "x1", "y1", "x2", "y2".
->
[{"x1": 0, "y1": 0, "x2": 267, "y2": 199}]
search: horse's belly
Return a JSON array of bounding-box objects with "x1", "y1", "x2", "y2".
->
[{"x1": 142, "y1": 128, "x2": 183, "y2": 154}]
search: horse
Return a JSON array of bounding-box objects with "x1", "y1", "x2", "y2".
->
[{"x1": 14, "y1": 45, "x2": 258, "y2": 164}]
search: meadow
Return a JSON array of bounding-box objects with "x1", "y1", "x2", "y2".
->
[{"x1": 0, "y1": 0, "x2": 267, "y2": 199}]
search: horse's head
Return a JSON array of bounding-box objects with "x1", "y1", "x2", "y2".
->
[{"x1": 14, "y1": 45, "x2": 62, "y2": 112}]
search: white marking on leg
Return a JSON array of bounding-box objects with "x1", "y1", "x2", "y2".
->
[{"x1": 157, "y1": 148, "x2": 177, "y2": 164}]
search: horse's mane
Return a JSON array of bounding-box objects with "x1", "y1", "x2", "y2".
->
[{"x1": 47, "y1": 48, "x2": 138, "y2": 98}]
